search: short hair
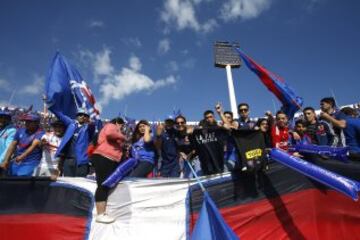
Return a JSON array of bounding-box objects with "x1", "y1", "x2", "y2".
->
[
  {"x1": 238, "y1": 103, "x2": 249, "y2": 109},
  {"x1": 320, "y1": 97, "x2": 336, "y2": 108},
  {"x1": 110, "y1": 117, "x2": 125, "y2": 125},
  {"x1": 303, "y1": 107, "x2": 315, "y2": 113},
  {"x1": 223, "y1": 111, "x2": 233, "y2": 118},
  {"x1": 341, "y1": 107, "x2": 357, "y2": 116},
  {"x1": 175, "y1": 115, "x2": 187, "y2": 123},
  {"x1": 276, "y1": 110, "x2": 287, "y2": 117},
  {"x1": 295, "y1": 119, "x2": 306, "y2": 126},
  {"x1": 203, "y1": 110, "x2": 214, "y2": 118}
]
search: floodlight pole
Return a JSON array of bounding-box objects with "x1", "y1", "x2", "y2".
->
[
  {"x1": 225, "y1": 65, "x2": 239, "y2": 119},
  {"x1": 214, "y1": 41, "x2": 241, "y2": 119}
]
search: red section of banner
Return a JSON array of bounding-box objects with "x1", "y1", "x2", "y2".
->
[
  {"x1": 191, "y1": 189, "x2": 360, "y2": 240},
  {"x1": 0, "y1": 213, "x2": 88, "y2": 240}
]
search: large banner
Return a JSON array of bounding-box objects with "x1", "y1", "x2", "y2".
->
[{"x1": 2, "y1": 159, "x2": 360, "y2": 240}]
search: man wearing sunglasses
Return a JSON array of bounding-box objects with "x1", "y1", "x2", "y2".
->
[{"x1": 237, "y1": 103, "x2": 256, "y2": 130}]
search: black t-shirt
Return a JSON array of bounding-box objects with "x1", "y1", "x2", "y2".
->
[
  {"x1": 190, "y1": 126, "x2": 228, "y2": 175},
  {"x1": 231, "y1": 129, "x2": 267, "y2": 171},
  {"x1": 176, "y1": 131, "x2": 194, "y2": 155}
]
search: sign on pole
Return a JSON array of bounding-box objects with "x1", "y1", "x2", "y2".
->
[{"x1": 214, "y1": 41, "x2": 241, "y2": 119}]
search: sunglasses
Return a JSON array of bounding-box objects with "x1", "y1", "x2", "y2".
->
[
  {"x1": 239, "y1": 108, "x2": 248, "y2": 113},
  {"x1": 176, "y1": 121, "x2": 185, "y2": 125}
]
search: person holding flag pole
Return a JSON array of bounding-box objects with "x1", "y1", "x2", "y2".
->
[{"x1": 45, "y1": 52, "x2": 99, "y2": 177}]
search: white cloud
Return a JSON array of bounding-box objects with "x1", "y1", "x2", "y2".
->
[
  {"x1": 182, "y1": 58, "x2": 196, "y2": 69},
  {"x1": 20, "y1": 74, "x2": 44, "y2": 95},
  {"x1": 89, "y1": 20, "x2": 104, "y2": 28},
  {"x1": 160, "y1": 0, "x2": 218, "y2": 33},
  {"x1": 168, "y1": 61, "x2": 179, "y2": 72},
  {"x1": 77, "y1": 48, "x2": 176, "y2": 106},
  {"x1": 220, "y1": 0, "x2": 271, "y2": 21},
  {"x1": 0, "y1": 79, "x2": 11, "y2": 92},
  {"x1": 202, "y1": 18, "x2": 218, "y2": 33},
  {"x1": 99, "y1": 56, "x2": 176, "y2": 105},
  {"x1": 181, "y1": 49, "x2": 189, "y2": 55},
  {"x1": 80, "y1": 49, "x2": 176, "y2": 106},
  {"x1": 123, "y1": 37, "x2": 142, "y2": 48},
  {"x1": 129, "y1": 55, "x2": 142, "y2": 71},
  {"x1": 158, "y1": 38, "x2": 171, "y2": 54},
  {"x1": 94, "y1": 48, "x2": 114, "y2": 76}
]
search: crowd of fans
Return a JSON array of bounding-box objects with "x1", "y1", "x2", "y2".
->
[{"x1": 1, "y1": 97, "x2": 360, "y2": 223}]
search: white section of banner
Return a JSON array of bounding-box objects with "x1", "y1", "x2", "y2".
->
[
  {"x1": 57, "y1": 173, "x2": 231, "y2": 240},
  {"x1": 89, "y1": 178, "x2": 197, "y2": 240}
]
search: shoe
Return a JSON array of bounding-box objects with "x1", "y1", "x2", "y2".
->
[{"x1": 96, "y1": 213, "x2": 115, "y2": 224}]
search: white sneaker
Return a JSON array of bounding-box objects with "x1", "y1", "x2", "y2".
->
[{"x1": 96, "y1": 213, "x2": 115, "y2": 224}]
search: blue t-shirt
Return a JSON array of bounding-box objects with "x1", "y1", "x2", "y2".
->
[
  {"x1": 14, "y1": 128, "x2": 44, "y2": 163},
  {"x1": 160, "y1": 130, "x2": 178, "y2": 164},
  {"x1": 343, "y1": 118, "x2": 360, "y2": 153},
  {"x1": 131, "y1": 138, "x2": 156, "y2": 164},
  {"x1": 237, "y1": 119, "x2": 256, "y2": 130}
]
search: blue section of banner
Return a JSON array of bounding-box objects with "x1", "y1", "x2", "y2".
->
[{"x1": 191, "y1": 191, "x2": 239, "y2": 240}]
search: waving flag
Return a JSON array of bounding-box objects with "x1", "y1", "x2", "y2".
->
[
  {"x1": 235, "y1": 48, "x2": 303, "y2": 118},
  {"x1": 45, "y1": 52, "x2": 101, "y2": 124},
  {"x1": 191, "y1": 192, "x2": 239, "y2": 240}
]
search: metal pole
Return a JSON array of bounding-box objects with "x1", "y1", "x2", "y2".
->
[{"x1": 225, "y1": 65, "x2": 239, "y2": 119}]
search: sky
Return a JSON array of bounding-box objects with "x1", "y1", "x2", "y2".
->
[{"x1": 0, "y1": 0, "x2": 359, "y2": 121}]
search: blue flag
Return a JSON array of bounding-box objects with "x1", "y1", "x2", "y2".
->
[
  {"x1": 45, "y1": 52, "x2": 101, "y2": 127},
  {"x1": 191, "y1": 192, "x2": 239, "y2": 240}
]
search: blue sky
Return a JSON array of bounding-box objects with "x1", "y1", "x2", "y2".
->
[{"x1": 0, "y1": 0, "x2": 359, "y2": 121}]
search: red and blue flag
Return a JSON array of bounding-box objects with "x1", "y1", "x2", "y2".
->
[{"x1": 235, "y1": 48, "x2": 303, "y2": 118}]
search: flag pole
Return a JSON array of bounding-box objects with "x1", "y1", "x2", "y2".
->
[
  {"x1": 185, "y1": 160, "x2": 206, "y2": 193},
  {"x1": 7, "y1": 87, "x2": 17, "y2": 106},
  {"x1": 330, "y1": 88, "x2": 339, "y2": 107},
  {"x1": 225, "y1": 65, "x2": 239, "y2": 119}
]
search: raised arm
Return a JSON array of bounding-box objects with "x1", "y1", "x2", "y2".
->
[
  {"x1": 320, "y1": 112, "x2": 346, "y2": 129},
  {"x1": 143, "y1": 125, "x2": 152, "y2": 143},
  {"x1": 215, "y1": 103, "x2": 231, "y2": 129},
  {"x1": 49, "y1": 108, "x2": 73, "y2": 127}
]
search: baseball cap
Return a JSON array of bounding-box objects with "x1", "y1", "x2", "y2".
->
[
  {"x1": 22, "y1": 113, "x2": 40, "y2": 122},
  {"x1": 77, "y1": 108, "x2": 90, "y2": 117}
]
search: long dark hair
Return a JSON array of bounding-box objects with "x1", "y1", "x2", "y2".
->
[
  {"x1": 256, "y1": 118, "x2": 270, "y2": 132},
  {"x1": 131, "y1": 119, "x2": 150, "y2": 143}
]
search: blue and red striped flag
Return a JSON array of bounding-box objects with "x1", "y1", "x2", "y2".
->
[{"x1": 235, "y1": 48, "x2": 303, "y2": 118}]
